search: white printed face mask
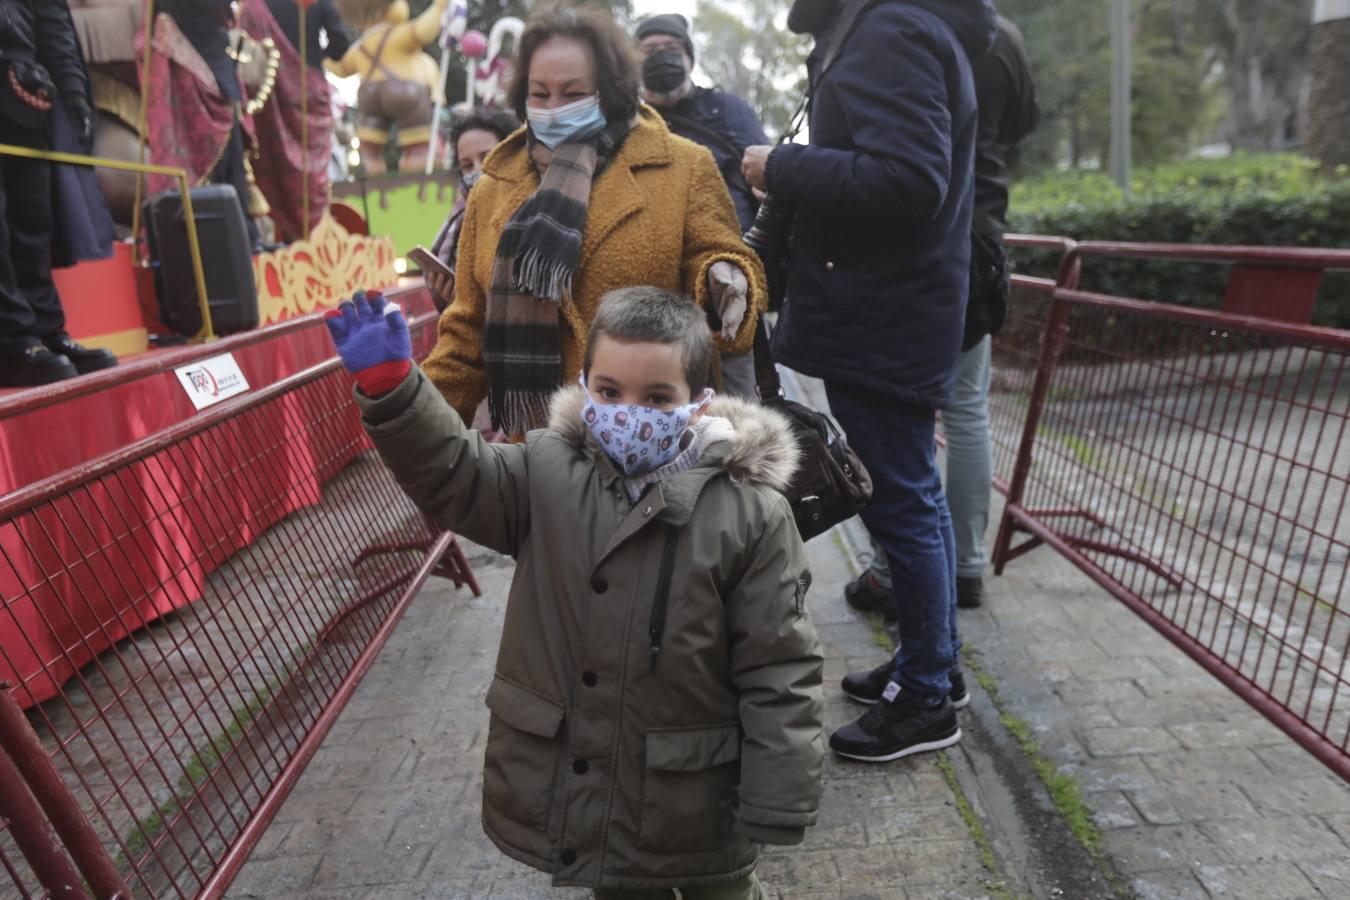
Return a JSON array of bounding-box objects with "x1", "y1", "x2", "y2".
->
[{"x1": 580, "y1": 377, "x2": 712, "y2": 476}]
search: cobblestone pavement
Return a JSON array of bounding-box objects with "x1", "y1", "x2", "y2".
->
[
  {"x1": 227, "y1": 505, "x2": 1350, "y2": 900},
  {"x1": 950, "y1": 493, "x2": 1350, "y2": 900},
  {"x1": 227, "y1": 534, "x2": 1001, "y2": 900}
]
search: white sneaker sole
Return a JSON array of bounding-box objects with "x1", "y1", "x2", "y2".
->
[
  {"x1": 833, "y1": 728, "x2": 963, "y2": 763},
  {"x1": 843, "y1": 687, "x2": 970, "y2": 710}
]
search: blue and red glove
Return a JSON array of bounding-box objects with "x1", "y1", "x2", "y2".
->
[{"x1": 324, "y1": 290, "x2": 412, "y2": 396}]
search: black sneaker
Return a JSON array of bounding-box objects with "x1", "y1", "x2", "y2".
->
[
  {"x1": 949, "y1": 669, "x2": 970, "y2": 710},
  {"x1": 957, "y1": 575, "x2": 984, "y2": 609},
  {"x1": 844, "y1": 569, "x2": 895, "y2": 621},
  {"x1": 829, "y1": 689, "x2": 961, "y2": 762},
  {"x1": 843, "y1": 660, "x2": 971, "y2": 710},
  {"x1": 0, "y1": 341, "x2": 78, "y2": 387},
  {"x1": 43, "y1": 334, "x2": 117, "y2": 375}
]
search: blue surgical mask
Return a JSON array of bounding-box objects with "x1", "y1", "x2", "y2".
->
[
  {"x1": 527, "y1": 95, "x2": 607, "y2": 149},
  {"x1": 580, "y1": 377, "x2": 713, "y2": 477}
]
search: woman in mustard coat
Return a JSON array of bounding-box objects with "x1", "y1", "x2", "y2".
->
[{"x1": 422, "y1": 2, "x2": 766, "y2": 433}]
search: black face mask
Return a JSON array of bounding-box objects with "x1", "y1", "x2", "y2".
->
[
  {"x1": 642, "y1": 48, "x2": 689, "y2": 95},
  {"x1": 787, "y1": 0, "x2": 842, "y2": 35}
]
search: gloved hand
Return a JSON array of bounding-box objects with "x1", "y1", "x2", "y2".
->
[
  {"x1": 65, "y1": 94, "x2": 93, "y2": 146},
  {"x1": 707, "y1": 261, "x2": 749, "y2": 341},
  {"x1": 324, "y1": 290, "x2": 413, "y2": 396}
]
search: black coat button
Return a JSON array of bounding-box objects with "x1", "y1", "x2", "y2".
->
[
  {"x1": 591, "y1": 576, "x2": 608, "y2": 594},
  {"x1": 561, "y1": 849, "x2": 577, "y2": 866},
  {"x1": 572, "y1": 759, "x2": 589, "y2": 775},
  {"x1": 582, "y1": 671, "x2": 598, "y2": 687}
]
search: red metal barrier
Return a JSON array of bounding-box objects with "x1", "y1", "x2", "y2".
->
[
  {"x1": 0, "y1": 308, "x2": 481, "y2": 897},
  {"x1": 990, "y1": 240, "x2": 1350, "y2": 780}
]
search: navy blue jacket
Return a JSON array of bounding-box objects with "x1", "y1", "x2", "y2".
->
[
  {"x1": 655, "y1": 86, "x2": 769, "y2": 232},
  {"x1": 765, "y1": 0, "x2": 996, "y2": 408}
]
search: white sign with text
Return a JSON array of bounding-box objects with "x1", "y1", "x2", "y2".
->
[{"x1": 174, "y1": 354, "x2": 251, "y2": 410}]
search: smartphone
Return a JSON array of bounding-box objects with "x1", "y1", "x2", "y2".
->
[{"x1": 407, "y1": 245, "x2": 454, "y2": 282}]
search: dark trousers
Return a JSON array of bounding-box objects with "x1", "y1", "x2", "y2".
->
[
  {"x1": 0, "y1": 124, "x2": 66, "y2": 352},
  {"x1": 826, "y1": 382, "x2": 959, "y2": 701},
  {"x1": 213, "y1": 119, "x2": 260, "y2": 247}
]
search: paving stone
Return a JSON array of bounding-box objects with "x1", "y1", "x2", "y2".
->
[
  {"x1": 1102, "y1": 823, "x2": 1234, "y2": 872},
  {"x1": 309, "y1": 840, "x2": 435, "y2": 889},
  {"x1": 1058, "y1": 755, "x2": 1161, "y2": 793},
  {"x1": 224, "y1": 851, "x2": 322, "y2": 897},
  {"x1": 1067, "y1": 655, "x2": 1164, "y2": 683},
  {"x1": 1126, "y1": 782, "x2": 1258, "y2": 825},
  {"x1": 1298, "y1": 857, "x2": 1350, "y2": 897},
  {"x1": 1142, "y1": 747, "x2": 1276, "y2": 786},
  {"x1": 1194, "y1": 862, "x2": 1320, "y2": 898},
  {"x1": 755, "y1": 847, "x2": 842, "y2": 889},
  {"x1": 1167, "y1": 717, "x2": 1289, "y2": 750},
  {"x1": 1088, "y1": 790, "x2": 1141, "y2": 830},
  {"x1": 1241, "y1": 777, "x2": 1350, "y2": 816},
  {"x1": 1083, "y1": 725, "x2": 1183, "y2": 757},
  {"x1": 1129, "y1": 867, "x2": 1213, "y2": 900},
  {"x1": 1197, "y1": 816, "x2": 1348, "y2": 863}
]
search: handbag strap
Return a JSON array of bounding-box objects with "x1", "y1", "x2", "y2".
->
[{"x1": 753, "y1": 317, "x2": 784, "y2": 402}]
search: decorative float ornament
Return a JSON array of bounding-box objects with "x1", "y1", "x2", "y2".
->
[
  {"x1": 426, "y1": 2, "x2": 469, "y2": 172},
  {"x1": 460, "y1": 28, "x2": 488, "y2": 59},
  {"x1": 468, "y1": 17, "x2": 522, "y2": 110},
  {"x1": 328, "y1": 0, "x2": 450, "y2": 175}
]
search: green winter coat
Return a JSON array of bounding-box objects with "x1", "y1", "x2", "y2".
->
[{"x1": 357, "y1": 368, "x2": 825, "y2": 891}]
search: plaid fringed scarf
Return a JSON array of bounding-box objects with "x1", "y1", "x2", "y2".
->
[{"x1": 484, "y1": 119, "x2": 632, "y2": 434}]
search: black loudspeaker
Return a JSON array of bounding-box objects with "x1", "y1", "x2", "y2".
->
[{"x1": 143, "y1": 186, "x2": 259, "y2": 336}]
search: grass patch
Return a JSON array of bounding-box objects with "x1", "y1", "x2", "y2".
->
[
  {"x1": 963, "y1": 650, "x2": 1132, "y2": 896},
  {"x1": 936, "y1": 754, "x2": 1015, "y2": 900},
  {"x1": 116, "y1": 676, "x2": 284, "y2": 867}
]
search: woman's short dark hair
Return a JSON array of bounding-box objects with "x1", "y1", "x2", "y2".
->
[
  {"x1": 509, "y1": 2, "x2": 641, "y2": 125},
  {"x1": 450, "y1": 109, "x2": 520, "y2": 164}
]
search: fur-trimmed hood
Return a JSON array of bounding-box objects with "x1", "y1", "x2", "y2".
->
[{"x1": 545, "y1": 385, "x2": 800, "y2": 493}]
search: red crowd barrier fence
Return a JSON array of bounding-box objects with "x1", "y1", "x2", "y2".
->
[
  {"x1": 0, "y1": 307, "x2": 480, "y2": 898},
  {"x1": 989, "y1": 239, "x2": 1350, "y2": 781}
]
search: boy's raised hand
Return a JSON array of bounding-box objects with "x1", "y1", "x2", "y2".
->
[{"x1": 324, "y1": 290, "x2": 413, "y2": 396}]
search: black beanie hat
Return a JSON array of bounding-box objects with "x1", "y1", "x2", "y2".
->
[{"x1": 635, "y1": 13, "x2": 695, "y2": 62}]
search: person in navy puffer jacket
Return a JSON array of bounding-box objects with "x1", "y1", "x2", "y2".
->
[{"x1": 742, "y1": 0, "x2": 996, "y2": 764}]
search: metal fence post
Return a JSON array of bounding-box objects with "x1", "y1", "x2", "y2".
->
[
  {"x1": 0, "y1": 737, "x2": 91, "y2": 898},
  {"x1": 0, "y1": 685, "x2": 133, "y2": 899},
  {"x1": 992, "y1": 245, "x2": 1081, "y2": 574}
]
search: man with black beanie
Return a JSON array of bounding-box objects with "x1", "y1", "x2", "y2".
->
[
  {"x1": 742, "y1": 0, "x2": 997, "y2": 763},
  {"x1": 635, "y1": 12, "x2": 768, "y2": 400}
]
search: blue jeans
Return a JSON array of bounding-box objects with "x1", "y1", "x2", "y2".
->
[
  {"x1": 865, "y1": 339, "x2": 992, "y2": 581},
  {"x1": 826, "y1": 383, "x2": 958, "y2": 701}
]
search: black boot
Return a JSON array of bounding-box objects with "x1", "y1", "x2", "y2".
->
[
  {"x1": 0, "y1": 339, "x2": 78, "y2": 387},
  {"x1": 957, "y1": 575, "x2": 984, "y2": 609},
  {"x1": 844, "y1": 569, "x2": 896, "y2": 621},
  {"x1": 43, "y1": 334, "x2": 118, "y2": 375}
]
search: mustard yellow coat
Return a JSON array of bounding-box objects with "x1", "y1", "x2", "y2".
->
[{"x1": 423, "y1": 107, "x2": 767, "y2": 424}]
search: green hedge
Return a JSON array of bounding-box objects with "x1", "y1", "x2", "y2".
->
[{"x1": 1007, "y1": 155, "x2": 1350, "y2": 329}]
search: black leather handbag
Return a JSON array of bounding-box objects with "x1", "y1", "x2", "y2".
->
[{"x1": 754, "y1": 319, "x2": 872, "y2": 540}]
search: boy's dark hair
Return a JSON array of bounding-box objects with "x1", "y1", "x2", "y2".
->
[
  {"x1": 584, "y1": 288, "x2": 714, "y2": 393},
  {"x1": 509, "y1": 2, "x2": 642, "y2": 125},
  {"x1": 450, "y1": 109, "x2": 520, "y2": 169}
]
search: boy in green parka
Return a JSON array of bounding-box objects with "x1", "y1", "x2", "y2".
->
[{"x1": 325, "y1": 287, "x2": 824, "y2": 899}]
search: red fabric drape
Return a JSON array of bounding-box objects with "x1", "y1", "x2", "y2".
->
[
  {"x1": 138, "y1": 13, "x2": 242, "y2": 196},
  {"x1": 239, "y1": 0, "x2": 334, "y2": 241}
]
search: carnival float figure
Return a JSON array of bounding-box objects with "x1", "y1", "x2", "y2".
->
[{"x1": 329, "y1": 0, "x2": 447, "y2": 175}]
